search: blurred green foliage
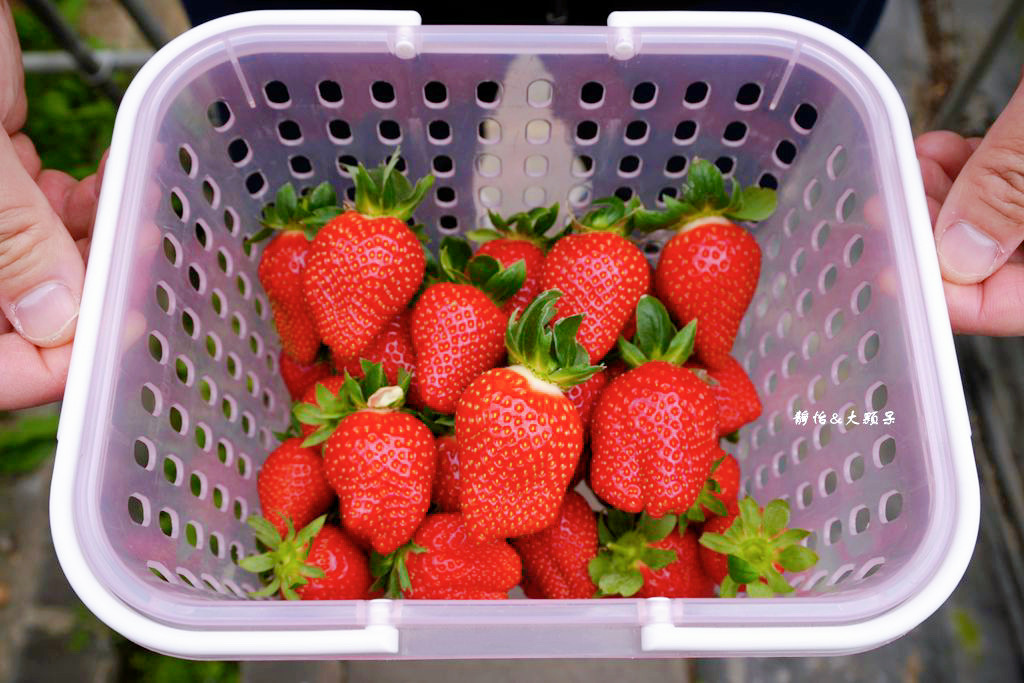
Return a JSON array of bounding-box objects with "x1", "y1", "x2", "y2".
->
[
  {"x1": 13, "y1": 0, "x2": 119, "y2": 179},
  {"x1": 0, "y1": 410, "x2": 59, "y2": 474}
]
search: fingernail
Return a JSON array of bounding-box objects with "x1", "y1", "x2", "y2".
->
[
  {"x1": 937, "y1": 220, "x2": 1002, "y2": 280},
  {"x1": 9, "y1": 282, "x2": 79, "y2": 345}
]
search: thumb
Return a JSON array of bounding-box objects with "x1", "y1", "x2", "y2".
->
[
  {"x1": 934, "y1": 76, "x2": 1024, "y2": 284},
  {"x1": 0, "y1": 130, "x2": 84, "y2": 346}
]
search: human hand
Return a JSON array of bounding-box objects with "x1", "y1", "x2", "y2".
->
[
  {"x1": 0, "y1": 4, "x2": 103, "y2": 410},
  {"x1": 917, "y1": 77, "x2": 1024, "y2": 335}
]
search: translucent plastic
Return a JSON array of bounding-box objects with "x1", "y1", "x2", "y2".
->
[{"x1": 51, "y1": 11, "x2": 978, "y2": 659}]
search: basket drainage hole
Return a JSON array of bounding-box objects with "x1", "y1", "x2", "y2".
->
[
  {"x1": 278, "y1": 120, "x2": 301, "y2": 142},
  {"x1": 665, "y1": 155, "x2": 687, "y2": 176},
  {"x1": 178, "y1": 146, "x2": 194, "y2": 175},
  {"x1": 317, "y1": 79, "x2": 342, "y2": 104},
  {"x1": 476, "y1": 80, "x2": 501, "y2": 106},
  {"x1": 714, "y1": 156, "x2": 734, "y2": 175},
  {"x1": 328, "y1": 120, "x2": 352, "y2": 143},
  {"x1": 775, "y1": 140, "x2": 797, "y2": 166},
  {"x1": 424, "y1": 80, "x2": 447, "y2": 106},
  {"x1": 128, "y1": 495, "x2": 148, "y2": 525},
  {"x1": 263, "y1": 80, "x2": 290, "y2": 106},
  {"x1": 378, "y1": 120, "x2": 402, "y2": 143},
  {"x1": 684, "y1": 81, "x2": 709, "y2": 107},
  {"x1": 575, "y1": 120, "x2": 598, "y2": 144},
  {"x1": 632, "y1": 81, "x2": 657, "y2": 107},
  {"x1": 207, "y1": 100, "x2": 231, "y2": 129},
  {"x1": 674, "y1": 120, "x2": 697, "y2": 143},
  {"x1": 625, "y1": 120, "x2": 648, "y2": 143},
  {"x1": 735, "y1": 82, "x2": 761, "y2": 108},
  {"x1": 428, "y1": 120, "x2": 451, "y2": 144},
  {"x1": 723, "y1": 121, "x2": 747, "y2": 144},
  {"x1": 371, "y1": 81, "x2": 395, "y2": 106},
  {"x1": 758, "y1": 173, "x2": 778, "y2": 189},
  {"x1": 580, "y1": 81, "x2": 604, "y2": 107},
  {"x1": 793, "y1": 103, "x2": 818, "y2": 132},
  {"x1": 158, "y1": 509, "x2": 176, "y2": 537}
]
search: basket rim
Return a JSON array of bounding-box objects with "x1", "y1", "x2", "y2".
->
[{"x1": 50, "y1": 9, "x2": 979, "y2": 658}]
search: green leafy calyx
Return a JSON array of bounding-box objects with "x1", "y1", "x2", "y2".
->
[
  {"x1": 505, "y1": 290, "x2": 603, "y2": 389},
  {"x1": 343, "y1": 147, "x2": 434, "y2": 221},
  {"x1": 293, "y1": 361, "x2": 411, "y2": 447},
  {"x1": 588, "y1": 510, "x2": 678, "y2": 597},
  {"x1": 433, "y1": 237, "x2": 527, "y2": 306},
  {"x1": 239, "y1": 514, "x2": 327, "y2": 600},
  {"x1": 247, "y1": 182, "x2": 341, "y2": 244},
  {"x1": 468, "y1": 204, "x2": 567, "y2": 247},
  {"x1": 677, "y1": 455, "x2": 730, "y2": 533},
  {"x1": 617, "y1": 295, "x2": 697, "y2": 368},
  {"x1": 634, "y1": 158, "x2": 777, "y2": 232},
  {"x1": 369, "y1": 539, "x2": 427, "y2": 598},
  {"x1": 572, "y1": 196, "x2": 643, "y2": 236},
  {"x1": 698, "y1": 496, "x2": 819, "y2": 598}
]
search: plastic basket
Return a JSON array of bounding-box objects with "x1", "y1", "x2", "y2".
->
[{"x1": 51, "y1": 10, "x2": 979, "y2": 659}]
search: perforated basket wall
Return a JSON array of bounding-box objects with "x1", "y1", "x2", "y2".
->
[{"x1": 53, "y1": 13, "x2": 975, "y2": 659}]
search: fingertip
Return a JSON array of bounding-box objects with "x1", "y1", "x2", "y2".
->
[
  {"x1": 915, "y1": 131, "x2": 974, "y2": 178},
  {"x1": 10, "y1": 133, "x2": 41, "y2": 179}
]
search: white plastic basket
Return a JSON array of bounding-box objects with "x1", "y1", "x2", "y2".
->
[{"x1": 51, "y1": 10, "x2": 979, "y2": 659}]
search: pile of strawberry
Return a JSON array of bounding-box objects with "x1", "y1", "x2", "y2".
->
[{"x1": 238, "y1": 152, "x2": 818, "y2": 601}]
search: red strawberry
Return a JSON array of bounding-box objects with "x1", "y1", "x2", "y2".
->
[
  {"x1": 469, "y1": 205, "x2": 567, "y2": 316},
  {"x1": 279, "y1": 350, "x2": 332, "y2": 400},
  {"x1": 303, "y1": 153, "x2": 432, "y2": 357},
  {"x1": 565, "y1": 369, "x2": 607, "y2": 435},
  {"x1": 295, "y1": 364, "x2": 436, "y2": 554},
  {"x1": 256, "y1": 437, "x2": 335, "y2": 538},
  {"x1": 412, "y1": 238, "x2": 525, "y2": 413},
  {"x1": 709, "y1": 356, "x2": 762, "y2": 435},
  {"x1": 541, "y1": 198, "x2": 650, "y2": 362},
  {"x1": 637, "y1": 527, "x2": 715, "y2": 598},
  {"x1": 512, "y1": 491, "x2": 598, "y2": 599},
  {"x1": 589, "y1": 510, "x2": 710, "y2": 597},
  {"x1": 333, "y1": 310, "x2": 422, "y2": 407},
  {"x1": 372, "y1": 513, "x2": 521, "y2": 599},
  {"x1": 296, "y1": 375, "x2": 346, "y2": 439},
  {"x1": 456, "y1": 291, "x2": 601, "y2": 541},
  {"x1": 699, "y1": 497, "x2": 819, "y2": 597},
  {"x1": 636, "y1": 159, "x2": 776, "y2": 369},
  {"x1": 432, "y1": 433, "x2": 462, "y2": 513},
  {"x1": 248, "y1": 183, "x2": 340, "y2": 364},
  {"x1": 620, "y1": 262, "x2": 655, "y2": 341},
  {"x1": 590, "y1": 296, "x2": 718, "y2": 518},
  {"x1": 240, "y1": 515, "x2": 371, "y2": 600}
]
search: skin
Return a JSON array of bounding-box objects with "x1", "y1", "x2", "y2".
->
[{"x1": 0, "y1": 2, "x2": 103, "y2": 410}]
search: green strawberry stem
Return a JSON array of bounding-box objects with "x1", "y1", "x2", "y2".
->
[
  {"x1": 239, "y1": 514, "x2": 328, "y2": 600},
  {"x1": 698, "y1": 496, "x2": 819, "y2": 598},
  {"x1": 617, "y1": 295, "x2": 697, "y2": 368},
  {"x1": 468, "y1": 204, "x2": 568, "y2": 247},
  {"x1": 677, "y1": 455, "x2": 729, "y2": 533},
  {"x1": 343, "y1": 147, "x2": 434, "y2": 221},
  {"x1": 369, "y1": 539, "x2": 427, "y2": 598},
  {"x1": 634, "y1": 158, "x2": 777, "y2": 233},
  {"x1": 505, "y1": 290, "x2": 603, "y2": 389},
  {"x1": 572, "y1": 196, "x2": 643, "y2": 236},
  {"x1": 293, "y1": 361, "x2": 411, "y2": 447},
  {"x1": 246, "y1": 181, "x2": 342, "y2": 244},
  {"x1": 588, "y1": 510, "x2": 677, "y2": 597},
  {"x1": 432, "y1": 237, "x2": 527, "y2": 307}
]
